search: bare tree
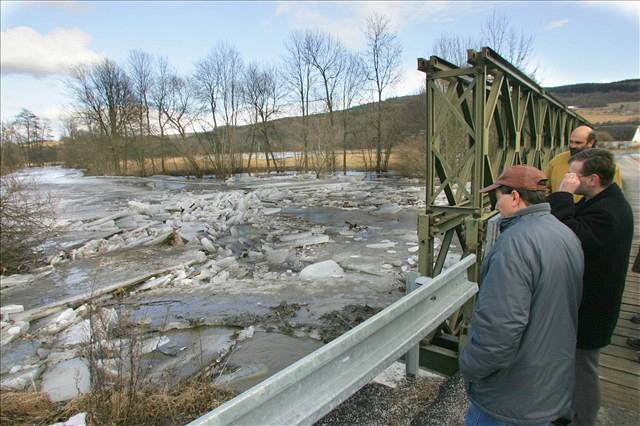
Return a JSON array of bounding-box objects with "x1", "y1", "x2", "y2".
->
[
  {"x1": 242, "y1": 63, "x2": 282, "y2": 173},
  {"x1": 218, "y1": 43, "x2": 243, "y2": 175},
  {"x1": 128, "y1": 50, "x2": 154, "y2": 174},
  {"x1": 339, "y1": 52, "x2": 367, "y2": 174},
  {"x1": 432, "y1": 34, "x2": 476, "y2": 67},
  {"x1": 364, "y1": 13, "x2": 402, "y2": 173},
  {"x1": 68, "y1": 59, "x2": 136, "y2": 173},
  {"x1": 151, "y1": 56, "x2": 172, "y2": 173},
  {"x1": 432, "y1": 10, "x2": 535, "y2": 73},
  {"x1": 305, "y1": 30, "x2": 345, "y2": 173},
  {"x1": 1, "y1": 121, "x2": 26, "y2": 173},
  {"x1": 13, "y1": 108, "x2": 38, "y2": 166},
  {"x1": 284, "y1": 30, "x2": 315, "y2": 172},
  {"x1": 193, "y1": 42, "x2": 244, "y2": 178},
  {"x1": 162, "y1": 73, "x2": 201, "y2": 176},
  {"x1": 482, "y1": 10, "x2": 534, "y2": 72}
]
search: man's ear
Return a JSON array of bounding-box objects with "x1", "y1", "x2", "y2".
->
[{"x1": 512, "y1": 190, "x2": 521, "y2": 205}]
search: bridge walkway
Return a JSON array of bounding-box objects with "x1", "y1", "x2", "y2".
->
[{"x1": 601, "y1": 152, "x2": 639, "y2": 412}]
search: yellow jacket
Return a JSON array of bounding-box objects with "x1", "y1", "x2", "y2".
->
[{"x1": 544, "y1": 150, "x2": 623, "y2": 202}]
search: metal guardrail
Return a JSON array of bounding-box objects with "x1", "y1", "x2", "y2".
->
[{"x1": 188, "y1": 255, "x2": 478, "y2": 426}]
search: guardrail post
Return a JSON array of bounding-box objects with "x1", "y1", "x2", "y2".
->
[{"x1": 405, "y1": 272, "x2": 419, "y2": 377}]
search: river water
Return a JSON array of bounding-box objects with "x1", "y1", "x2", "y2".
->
[{"x1": 2, "y1": 166, "x2": 437, "y2": 392}]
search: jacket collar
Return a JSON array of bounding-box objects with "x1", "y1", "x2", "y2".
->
[
  {"x1": 499, "y1": 203, "x2": 550, "y2": 232},
  {"x1": 576, "y1": 183, "x2": 623, "y2": 208}
]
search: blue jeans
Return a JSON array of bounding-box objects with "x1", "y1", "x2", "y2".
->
[{"x1": 465, "y1": 401, "x2": 549, "y2": 426}]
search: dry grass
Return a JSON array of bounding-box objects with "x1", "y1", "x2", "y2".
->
[
  {"x1": 121, "y1": 149, "x2": 412, "y2": 177},
  {"x1": 0, "y1": 391, "x2": 57, "y2": 425},
  {"x1": 0, "y1": 382, "x2": 235, "y2": 426},
  {"x1": 68, "y1": 381, "x2": 235, "y2": 425},
  {"x1": 575, "y1": 101, "x2": 640, "y2": 124}
]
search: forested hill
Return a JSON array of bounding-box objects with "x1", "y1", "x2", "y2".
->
[{"x1": 545, "y1": 79, "x2": 640, "y2": 108}]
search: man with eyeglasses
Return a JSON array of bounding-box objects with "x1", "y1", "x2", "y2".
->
[
  {"x1": 544, "y1": 125, "x2": 622, "y2": 202},
  {"x1": 548, "y1": 148, "x2": 633, "y2": 426}
]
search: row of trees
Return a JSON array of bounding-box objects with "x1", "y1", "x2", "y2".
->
[
  {"x1": 44, "y1": 13, "x2": 402, "y2": 177},
  {"x1": 1, "y1": 109, "x2": 56, "y2": 173},
  {"x1": 1, "y1": 11, "x2": 536, "y2": 178}
]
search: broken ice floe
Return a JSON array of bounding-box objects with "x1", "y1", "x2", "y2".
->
[
  {"x1": 0, "y1": 364, "x2": 45, "y2": 391},
  {"x1": 299, "y1": 260, "x2": 345, "y2": 279},
  {"x1": 366, "y1": 241, "x2": 397, "y2": 249},
  {"x1": 41, "y1": 358, "x2": 91, "y2": 402},
  {"x1": 50, "y1": 412, "x2": 87, "y2": 426}
]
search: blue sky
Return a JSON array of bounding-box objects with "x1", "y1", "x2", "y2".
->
[{"x1": 1, "y1": 1, "x2": 638, "y2": 139}]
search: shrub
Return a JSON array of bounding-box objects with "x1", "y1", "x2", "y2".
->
[{"x1": 0, "y1": 174, "x2": 54, "y2": 274}]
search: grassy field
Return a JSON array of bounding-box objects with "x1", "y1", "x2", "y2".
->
[
  {"x1": 122, "y1": 149, "x2": 417, "y2": 177},
  {"x1": 575, "y1": 101, "x2": 640, "y2": 124}
]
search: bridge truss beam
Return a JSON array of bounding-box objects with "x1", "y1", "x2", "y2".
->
[{"x1": 415, "y1": 46, "x2": 590, "y2": 372}]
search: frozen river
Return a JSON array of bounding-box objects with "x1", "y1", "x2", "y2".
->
[{"x1": 1, "y1": 167, "x2": 443, "y2": 396}]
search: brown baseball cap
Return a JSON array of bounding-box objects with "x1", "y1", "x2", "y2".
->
[{"x1": 479, "y1": 165, "x2": 548, "y2": 193}]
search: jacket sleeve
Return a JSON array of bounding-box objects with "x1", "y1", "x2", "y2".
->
[
  {"x1": 548, "y1": 191, "x2": 614, "y2": 256},
  {"x1": 459, "y1": 234, "x2": 533, "y2": 382},
  {"x1": 543, "y1": 162, "x2": 553, "y2": 196}
]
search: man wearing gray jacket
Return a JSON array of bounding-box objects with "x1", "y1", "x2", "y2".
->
[{"x1": 460, "y1": 165, "x2": 584, "y2": 425}]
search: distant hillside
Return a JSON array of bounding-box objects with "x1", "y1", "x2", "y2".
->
[{"x1": 546, "y1": 79, "x2": 640, "y2": 108}]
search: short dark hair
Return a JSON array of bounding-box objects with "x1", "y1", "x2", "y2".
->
[
  {"x1": 587, "y1": 131, "x2": 597, "y2": 146},
  {"x1": 497, "y1": 185, "x2": 547, "y2": 206},
  {"x1": 569, "y1": 148, "x2": 615, "y2": 186}
]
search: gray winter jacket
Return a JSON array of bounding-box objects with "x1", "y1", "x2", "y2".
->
[{"x1": 459, "y1": 203, "x2": 583, "y2": 425}]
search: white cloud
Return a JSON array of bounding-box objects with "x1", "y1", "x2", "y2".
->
[
  {"x1": 273, "y1": 1, "x2": 481, "y2": 50},
  {"x1": 545, "y1": 19, "x2": 570, "y2": 30},
  {"x1": 1, "y1": 26, "x2": 103, "y2": 76}
]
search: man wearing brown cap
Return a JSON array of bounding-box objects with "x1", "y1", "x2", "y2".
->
[
  {"x1": 460, "y1": 165, "x2": 584, "y2": 425},
  {"x1": 548, "y1": 149, "x2": 633, "y2": 426},
  {"x1": 544, "y1": 125, "x2": 622, "y2": 201}
]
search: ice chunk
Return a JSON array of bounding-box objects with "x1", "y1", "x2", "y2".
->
[
  {"x1": 0, "y1": 274, "x2": 34, "y2": 289},
  {"x1": 136, "y1": 274, "x2": 172, "y2": 292},
  {"x1": 142, "y1": 335, "x2": 171, "y2": 354},
  {"x1": 279, "y1": 232, "x2": 312, "y2": 242},
  {"x1": 2, "y1": 320, "x2": 29, "y2": 345},
  {"x1": 284, "y1": 234, "x2": 330, "y2": 247},
  {"x1": 300, "y1": 260, "x2": 344, "y2": 279},
  {"x1": 0, "y1": 364, "x2": 44, "y2": 390},
  {"x1": 0, "y1": 304, "x2": 24, "y2": 321},
  {"x1": 58, "y1": 320, "x2": 91, "y2": 346},
  {"x1": 43, "y1": 308, "x2": 77, "y2": 334},
  {"x1": 265, "y1": 248, "x2": 292, "y2": 266},
  {"x1": 372, "y1": 203, "x2": 402, "y2": 215},
  {"x1": 366, "y1": 242, "x2": 397, "y2": 249},
  {"x1": 143, "y1": 231, "x2": 172, "y2": 246},
  {"x1": 50, "y1": 412, "x2": 87, "y2": 426},
  {"x1": 178, "y1": 222, "x2": 206, "y2": 242},
  {"x1": 41, "y1": 358, "x2": 91, "y2": 402},
  {"x1": 201, "y1": 237, "x2": 216, "y2": 253},
  {"x1": 237, "y1": 325, "x2": 255, "y2": 341}
]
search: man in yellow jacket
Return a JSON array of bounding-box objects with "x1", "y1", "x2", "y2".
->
[{"x1": 545, "y1": 125, "x2": 622, "y2": 201}]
